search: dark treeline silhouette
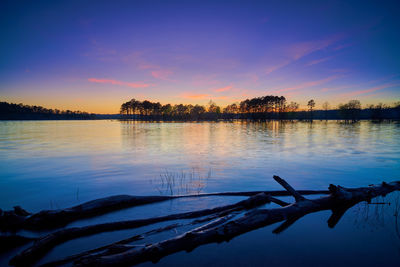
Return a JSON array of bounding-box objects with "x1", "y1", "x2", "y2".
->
[
  {"x1": 120, "y1": 97, "x2": 400, "y2": 121},
  {"x1": 120, "y1": 99, "x2": 222, "y2": 120},
  {"x1": 0, "y1": 101, "x2": 95, "y2": 120}
]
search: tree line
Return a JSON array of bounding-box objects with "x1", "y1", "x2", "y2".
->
[
  {"x1": 120, "y1": 96, "x2": 400, "y2": 121},
  {"x1": 0, "y1": 101, "x2": 95, "y2": 120},
  {"x1": 120, "y1": 96, "x2": 299, "y2": 120}
]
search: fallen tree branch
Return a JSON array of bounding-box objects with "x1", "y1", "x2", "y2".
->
[
  {"x1": 42, "y1": 214, "x2": 238, "y2": 267},
  {"x1": 273, "y1": 175, "x2": 305, "y2": 201},
  {"x1": 1, "y1": 190, "x2": 328, "y2": 231},
  {"x1": 71, "y1": 179, "x2": 400, "y2": 267},
  {"x1": 10, "y1": 192, "x2": 274, "y2": 266},
  {"x1": 40, "y1": 223, "x2": 181, "y2": 267}
]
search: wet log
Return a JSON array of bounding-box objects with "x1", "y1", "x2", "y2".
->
[
  {"x1": 40, "y1": 223, "x2": 181, "y2": 267},
  {"x1": 72, "y1": 178, "x2": 400, "y2": 267},
  {"x1": 273, "y1": 175, "x2": 305, "y2": 201},
  {"x1": 0, "y1": 235, "x2": 35, "y2": 253},
  {"x1": 10, "y1": 192, "x2": 276, "y2": 266},
  {"x1": 1, "y1": 189, "x2": 327, "y2": 231},
  {"x1": 42, "y1": 214, "x2": 237, "y2": 267}
]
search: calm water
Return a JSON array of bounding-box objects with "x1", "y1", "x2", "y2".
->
[{"x1": 1, "y1": 120, "x2": 400, "y2": 266}]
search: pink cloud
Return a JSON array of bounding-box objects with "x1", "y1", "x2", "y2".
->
[
  {"x1": 265, "y1": 60, "x2": 290, "y2": 75},
  {"x1": 247, "y1": 74, "x2": 259, "y2": 83},
  {"x1": 215, "y1": 85, "x2": 233, "y2": 92},
  {"x1": 139, "y1": 63, "x2": 160, "y2": 70},
  {"x1": 88, "y1": 78, "x2": 151, "y2": 88},
  {"x1": 151, "y1": 70, "x2": 173, "y2": 80},
  {"x1": 341, "y1": 83, "x2": 400, "y2": 97},
  {"x1": 320, "y1": 85, "x2": 350, "y2": 92},
  {"x1": 265, "y1": 34, "x2": 343, "y2": 75},
  {"x1": 275, "y1": 75, "x2": 339, "y2": 93},
  {"x1": 180, "y1": 93, "x2": 211, "y2": 99},
  {"x1": 305, "y1": 56, "x2": 333, "y2": 67},
  {"x1": 288, "y1": 35, "x2": 342, "y2": 60},
  {"x1": 333, "y1": 43, "x2": 353, "y2": 51}
]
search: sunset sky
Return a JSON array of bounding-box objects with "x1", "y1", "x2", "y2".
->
[{"x1": 1, "y1": 0, "x2": 399, "y2": 114}]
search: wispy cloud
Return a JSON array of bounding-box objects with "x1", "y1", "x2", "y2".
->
[
  {"x1": 246, "y1": 73, "x2": 259, "y2": 83},
  {"x1": 341, "y1": 83, "x2": 400, "y2": 97},
  {"x1": 265, "y1": 34, "x2": 343, "y2": 75},
  {"x1": 333, "y1": 43, "x2": 353, "y2": 51},
  {"x1": 88, "y1": 78, "x2": 151, "y2": 88},
  {"x1": 151, "y1": 70, "x2": 174, "y2": 81},
  {"x1": 305, "y1": 56, "x2": 333, "y2": 67},
  {"x1": 180, "y1": 92, "x2": 234, "y2": 101},
  {"x1": 265, "y1": 60, "x2": 290, "y2": 75},
  {"x1": 214, "y1": 85, "x2": 233, "y2": 92},
  {"x1": 288, "y1": 35, "x2": 342, "y2": 60},
  {"x1": 275, "y1": 75, "x2": 340, "y2": 93},
  {"x1": 320, "y1": 84, "x2": 351, "y2": 92},
  {"x1": 139, "y1": 63, "x2": 160, "y2": 70},
  {"x1": 180, "y1": 93, "x2": 211, "y2": 99}
]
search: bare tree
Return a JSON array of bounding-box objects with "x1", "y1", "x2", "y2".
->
[{"x1": 322, "y1": 101, "x2": 330, "y2": 120}]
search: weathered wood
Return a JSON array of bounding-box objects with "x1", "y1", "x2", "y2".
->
[
  {"x1": 273, "y1": 175, "x2": 305, "y2": 201},
  {"x1": 23, "y1": 195, "x2": 173, "y2": 230},
  {"x1": 1, "y1": 190, "x2": 326, "y2": 231},
  {"x1": 40, "y1": 223, "x2": 181, "y2": 267},
  {"x1": 72, "y1": 180, "x2": 400, "y2": 267},
  {"x1": 42, "y1": 213, "x2": 238, "y2": 267},
  {"x1": 10, "y1": 193, "x2": 272, "y2": 266},
  {"x1": 267, "y1": 196, "x2": 290, "y2": 207}
]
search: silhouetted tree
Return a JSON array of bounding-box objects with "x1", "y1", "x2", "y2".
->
[
  {"x1": 307, "y1": 99, "x2": 315, "y2": 111},
  {"x1": 307, "y1": 99, "x2": 315, "y2": 121},
  {"x1": 338, "y1": 100, "x2": 361, "y2": 122},
  {"x1": 191, "y1": 105, "x2": 206, "y2": 120}
]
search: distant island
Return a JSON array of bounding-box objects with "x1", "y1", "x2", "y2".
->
[
  {"x1": 120, "y1": 95, "x2": 400, "y2": 122},
  {"x1": 0, "y1": 101, "x2": 96, "y2": 120}
]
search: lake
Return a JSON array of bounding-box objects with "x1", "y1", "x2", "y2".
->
[{"x1": 0, "y1": 120, "x2": 400, "y2": 266}]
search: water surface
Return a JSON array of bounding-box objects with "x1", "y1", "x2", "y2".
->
[{"x1": 0, "y1": 120, "x2": 399, "y2": 266}]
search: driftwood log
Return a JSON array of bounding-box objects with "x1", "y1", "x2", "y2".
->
[
  {"x1": 74, "y1": 178, "x2": 400, "y2": 266},
  {"x1": 9, "y1": 193, "x2": 284, "y2": 266},
  {"x1": 3, "y1": 176, "x2": 400, "y2": 267},
  {"x1": 0, "y1": 189, "x2": 327, "y2": 231}
]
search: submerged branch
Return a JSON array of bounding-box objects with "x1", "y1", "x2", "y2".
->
[
  {"x1": 72, "y1": 179, "x2": 400, "y2": 267},
  {"x1": 10, "y1": 193, "x2": 273, "y2": 266},
  {"x1": 0, "y1": 190, "x2": 328, "y2": 231},
  {"x1": 8, "y1": 177, "x2": 398, "y2": 267}
]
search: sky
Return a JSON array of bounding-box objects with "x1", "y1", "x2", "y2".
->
[{"x1": 1, "y1": 0, "x2": 400, "y2": 114}]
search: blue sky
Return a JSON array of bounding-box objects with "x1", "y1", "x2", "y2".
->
[{"x1": 1, "y1": 0, "x2": 399, "y2": 113}]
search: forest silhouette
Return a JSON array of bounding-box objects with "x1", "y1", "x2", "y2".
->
[
  {"x1": 1, "y1": 95, "x2": 399, "y2": 121},
  {"x1": 120, "y1": 95, "x2": 400, "y2": 121}
]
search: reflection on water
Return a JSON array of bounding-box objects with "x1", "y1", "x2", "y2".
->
[
  {"x1": 0, "y1": 120, "x2": 399, "y2": 211},
  {"x1": 0, "y1": 120, "x2": 400, "y2": 266}
]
